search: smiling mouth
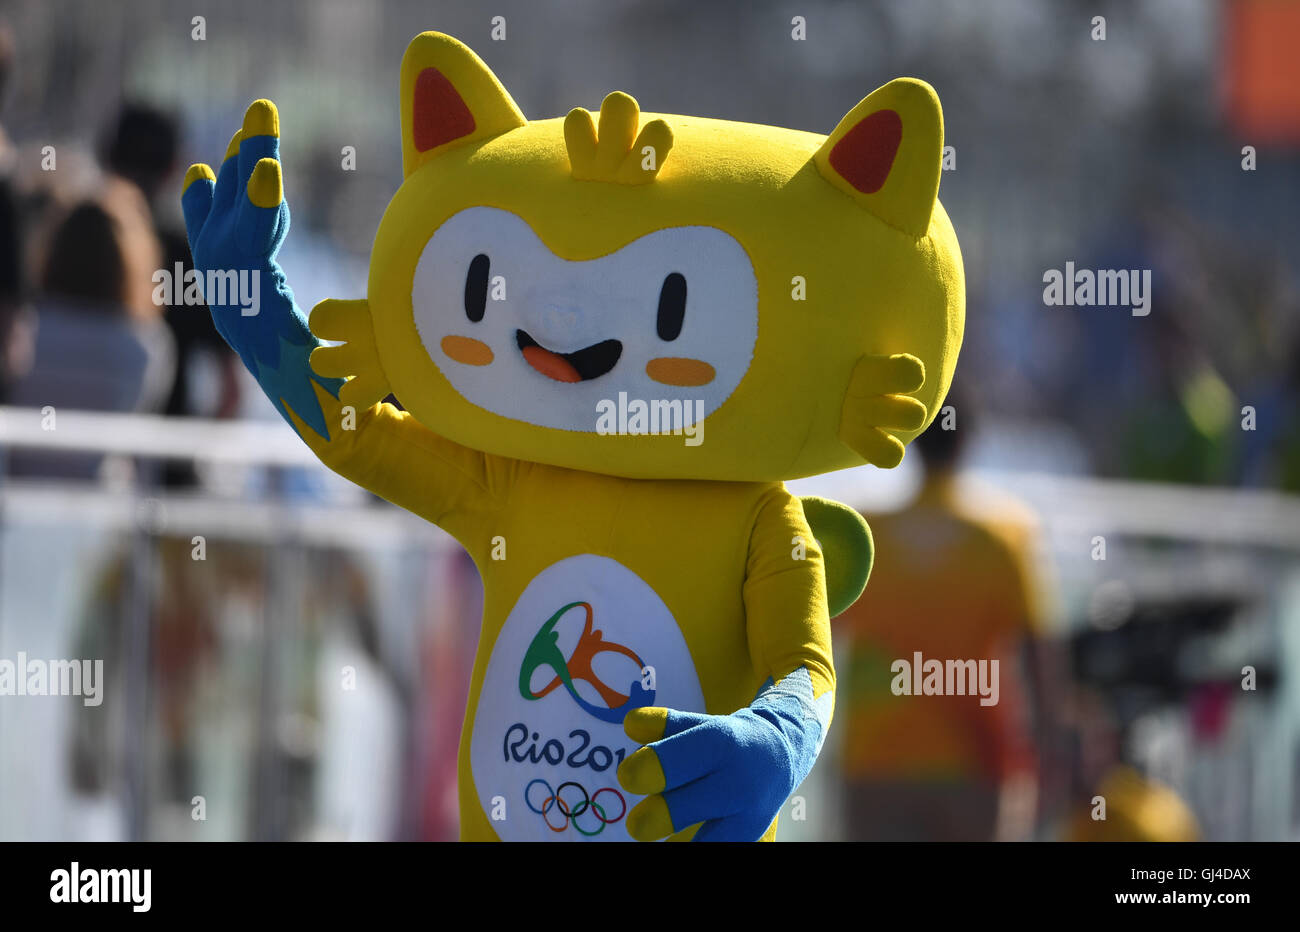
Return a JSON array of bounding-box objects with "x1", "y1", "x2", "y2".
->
[{"x1": 516, "y1": 329, "x2": 623, "y2": 383}]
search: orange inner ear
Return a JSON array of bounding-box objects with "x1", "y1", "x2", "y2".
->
[
  {"x1": 414, "y1": 68, "x2": 476, "y2": 152},
  {"x1": 828, "y1": 109, "x2": 902, "y2": 194}
]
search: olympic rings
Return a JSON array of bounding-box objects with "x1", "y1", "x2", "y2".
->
[
  {"x1": 525, "y1": 778, "x2": 627, "y2": 836},
  {"x1": 591, "y1": 786, "x2": 627, "y2": 823}
]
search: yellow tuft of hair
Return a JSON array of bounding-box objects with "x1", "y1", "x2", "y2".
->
[{"x1": 565, "y1": 91, "x2": 673, "y2": 186}]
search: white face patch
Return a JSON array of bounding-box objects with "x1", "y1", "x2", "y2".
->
[{"x1": 411, "y1": 206, "x2": 758, "y2": 432}]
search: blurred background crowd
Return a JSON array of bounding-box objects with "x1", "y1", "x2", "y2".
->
[{"x1": 1, "y1": 0, "x2": 1298, "y2": 841}]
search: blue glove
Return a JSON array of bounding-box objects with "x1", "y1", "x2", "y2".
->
[
  {"x1": 617, "y1": 665, "x2": 832, "y2": 841},
  {"x1": 180, "y1": 98, "x2": 341, "y2": 440}
]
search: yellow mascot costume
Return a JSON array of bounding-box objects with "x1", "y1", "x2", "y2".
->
[{"x1": 181, "y1": 31, "x2": 964, "y2": 841}]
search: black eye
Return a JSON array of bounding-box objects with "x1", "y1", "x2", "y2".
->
[
  {"x1": 656, "y1": 272, "x2": 687, "y2": 341},
  {"x1": 464, "y1": 253, "x2": 490, "y2": 322}
]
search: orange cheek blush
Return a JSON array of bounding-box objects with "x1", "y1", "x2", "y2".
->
[
  {"x1": 645, "y1": 357, "x2": 716, "y2": 387},
  {"x1": 441, "y1": 335, "x2": 494, "y2": 366}
]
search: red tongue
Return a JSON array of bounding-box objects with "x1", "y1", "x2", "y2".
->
[{"x1": 522, "y1": 345, "x2": 582, "y2": 383}]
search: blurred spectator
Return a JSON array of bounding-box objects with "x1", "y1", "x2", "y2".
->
[
  {"x1": 1116, "y1": 309, "x2": 1238, "y2": 485},
  {"x1": 1240, "y1": 333, "x2": 1300, "y2": 492},
  {"x1": 0, "y1": 22, "x2": 25, "y2": 400},
  {"x1": 68, "y1": 536, "x2": 403, "y2": 841},
  {"x1": 7, "y1": 182, "x2": 173, "y2": 478},
  {"x1": 0, "y1": 166, "x2": 22, "y2": 401},
  {"x1": 836, "y1": 394, "x2": 1063, "y2": 841},
  {"x1": 100, "y1": 102, "x2": 241, "y2": 484},
  {"x1": 1060, "y1": 204, "x2": 1249, "y2": 485}
]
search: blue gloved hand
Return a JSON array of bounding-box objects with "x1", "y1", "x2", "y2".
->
[
  {"x1": 616, "y1": 666, "x2": 832, "y2": 841},
  {"x1": 180, "y1": 98, "x2": 340, "y2": 439}
]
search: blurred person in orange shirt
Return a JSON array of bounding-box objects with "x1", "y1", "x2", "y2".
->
[{"x1": 836, "y1": 398, "x2": 1062, "y2": 840}]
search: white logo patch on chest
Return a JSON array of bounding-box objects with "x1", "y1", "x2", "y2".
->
[{"x1": 470, "y1": 553, "x2": 706, "y2": 841}]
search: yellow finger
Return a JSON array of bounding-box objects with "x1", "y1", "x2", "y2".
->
[
  {"x1": 854, "y1": 393, "x2": 928, "y2": 431},
  {"x1": 309, "y1": 344, "x2": 356, "y2": 379},
  {"x1": 183, "y1": 163, "x2": 215, "y2": 192},
  {"x1": 846, "y1": 353, "x2": 926, "y2": 397},
  {"x1": 223, "y1": 129, "x2": 243, "y2": 162},
  {"x1": 247, "y1": 157, "x2": 282, "y2": 208},
  {"x1": 622, "y1": 706, "x2": 669, "y2": 744},
  {"x1": 242, "y1": 98, "x2": 280, "y2": 139},
  {"x1": 617, "y1": 746, "x2": 666, "y2": 796},
  {"x1": 309, "y1": 298, "x2": 369, "y2": 342},
  {"x1": 839, "y1": 420, "x2": 906, "y2": 469},
  {"x1": 625, "y1": 794, "x2": 673, "y2": 842},
  {"x1": 338, "y1": 372, "x2": 389, "y2": 409}
]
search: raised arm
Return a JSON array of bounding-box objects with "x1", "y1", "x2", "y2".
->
[
  {"x1": 180, "y1": 100, "x2": 340, "y2": 439},
  {"x1": 181, "y1": 99, "x2": 507, "y2": 546}
]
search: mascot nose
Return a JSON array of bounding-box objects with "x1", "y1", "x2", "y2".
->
[{"x1": 537, "y1": 303, "x2": 583, "y2": 342}]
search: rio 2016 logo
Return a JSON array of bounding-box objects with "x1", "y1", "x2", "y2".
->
[{"x1": 518, "y1": 601, "x2": 654, "y2": 723}]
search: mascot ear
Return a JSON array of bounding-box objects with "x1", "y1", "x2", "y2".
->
[
  {"x1": 400, "y1": 31, "x2": 526, "y2": 178},
  {"x1": 813, "y1": 78, "x2": 943, "y2": 237}
]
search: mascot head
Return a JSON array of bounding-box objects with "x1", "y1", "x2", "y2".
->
[{"x1": 336, "y1": 31, "x2": 963, "y2": 481}]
